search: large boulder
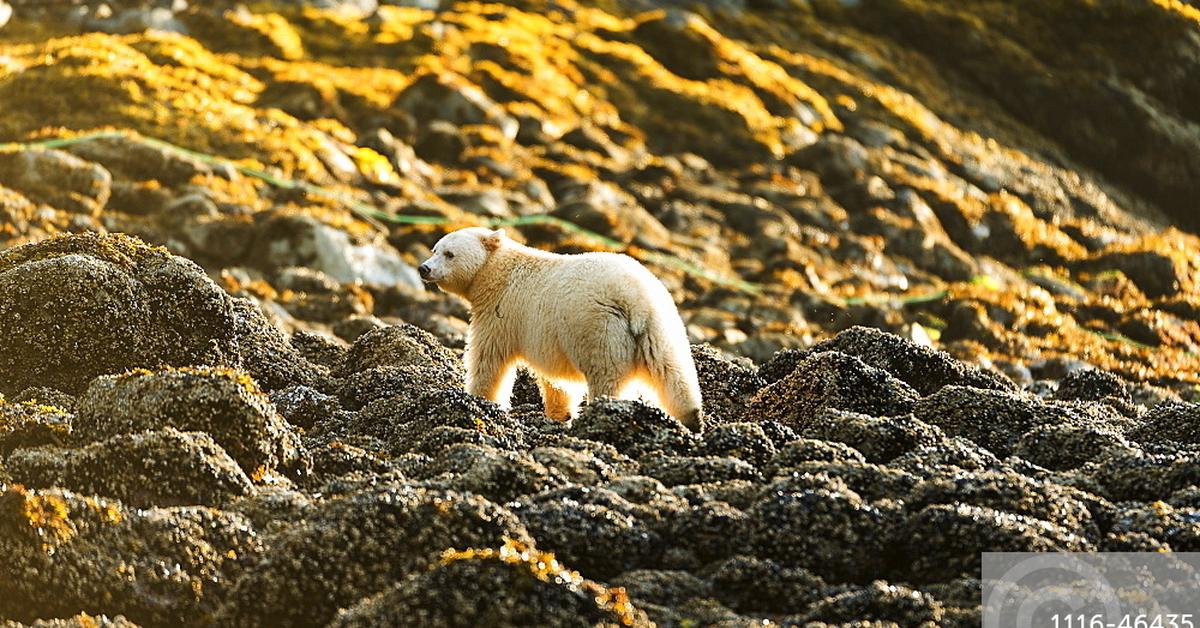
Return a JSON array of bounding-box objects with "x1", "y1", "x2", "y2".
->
[
  {"x1": 0, "y1": 233, "x2": 238, "y2": 395},
  {"x1": 74, "y1": 367, "x2": 308, "y2": 480},
  {"x1": 251, "y1": 214, "x2": 422, "y2": 289}
]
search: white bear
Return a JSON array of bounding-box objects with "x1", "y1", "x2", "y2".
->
[{"x1": 418, "y1": 227, "x2": 703, "y2": 430}]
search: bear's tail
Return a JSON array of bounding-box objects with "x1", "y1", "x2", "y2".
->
[{"x1": 635, "y1": 308, "x2": 704, "y2": 431}]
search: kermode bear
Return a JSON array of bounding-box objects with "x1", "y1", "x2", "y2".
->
[{"x1": 418, "y1": 227, "x2": 703, "y2": 430}]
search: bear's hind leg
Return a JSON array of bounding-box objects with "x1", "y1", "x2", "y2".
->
[{"x1": 538, "y1": 377, "x2": 573, "y2": 421}]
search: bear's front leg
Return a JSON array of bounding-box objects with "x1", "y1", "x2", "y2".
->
[
  {"x1": 465, "y1": 346, "x2": 513, "y2": 407},
  {"x1": 538, "y1": 376, "x2": 572, "y2": 421}
]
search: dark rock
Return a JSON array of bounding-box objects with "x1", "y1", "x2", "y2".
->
[
  {"x1": 664, "y1": 501, "x2": 750, "y2": 563},
  {"x1": 531, "y1": 446, "x2": 617, "y2": 485},
  {"x1": 270, "y1": 385, "x2": 341, "y2": 429},
  {"x1": 338, "y1": 364, "x2": 461, "y2": 410},
  {"x1": 799, "y1": 409, "x2": 944, "y2": 463},
  {"x1": 7, "y1": 428, "x2": 253, "y2": 508},
  {"x1": 611, "y1": 569, "x2": 711, "y2": 608},
  {"x1": 0, "y1": 233, "x2": 238, "y2": 395},
  {"x1": 895, "y1": 504, "x2": 1091, "y2": 583},
  {"x1": 768, "y1": 438, "x2": 867, "y2": 471},
  {"x1": 914, "y1": 386, "x2": 1077, "y2": 457},
  {"x1": 690, "y1": 344, "x2": 764, "y2": 424},
  {"x1": 217, "y1": 486, "x2": 531, "y2": 628},
  {"x1": 422, "y1": 444, "x2": 568, "y2": 502},
  {"x1": 699, "y1": 422, "x2": 778, "y2": 468},
  {"x1": 515, "y1": 489, "x2": 661, "y2": 579},
  {"x1": 745, "y1": 352, "x2": 919, "y2": 432},
  {"x1": 1086, "y1": 250, "x2": 1185, "y2": 299},
  {"x1": 230, "y1": 297, "x2": 325, "y2": 391},
  {"x1": 0, "y1": 401, "x2": 72, "y2": 456},
  {"x1": 0, "y1": 486, "x2": 261, "y2": 626},
  {"x1": 336, "y1": 324, "x2": 461, "y2": 378},
  {"x1": 347, "y1": 388, "x2": 527, "y2": 454},
  {"x1": 74, "y1": 367, "x2": 309, "y2": 480},
  {"x1": 290, "y1": 330, "x2": 348, "y2": 370},
  {"x1": 329, "y1": 539, "x2": 650, "y2": 628},
  {"x1": 568, "y1": 399, "x2": 697, "y2": 458},
  {"x1": 771, "y1": 462, "x2": 918, "y2": 503},
  {"x1": 639, "y1": 453, "x2": 761, "y2": 486},
  {"x1": 904, "y1": 470, "x2": 1097, "y2": 538},
  {"x1": 800, "y1": 581, "x2": 945, "y2": 626},
  {"x1": 891, "y1": 437, "x2": 1004, "y2": 477},
  {"x1": 1012, "y1": 422, "x2": 1129, "y2": 471},
  {"x1": 1108, "y1": 502, "x2": 1200, "y2": 551},
  {"x1": 226, "y1": 487, "x2": 315, "y2": 536},
  {"x1": 307, "y1": 440, "x2": 394, "y2": 481},
  {"x1": 1053, "y1": 368, "x2": 1134, "y2": 404},
  {"x1": 746, "y1": 481, "x2": 888, "y2": 583},
  {"x1": 1083, "y1": 447, "x2": 1200, "y2": 502},
  {"x1": 1129, "y1": 401, "x2": 1200, "y2": 445},
  {"x1": 708, "y1": 555, "x2": 827, "y2": 615},
  {"x1": 806, "y1": 326, "x2": 1015, "y2": 395}
]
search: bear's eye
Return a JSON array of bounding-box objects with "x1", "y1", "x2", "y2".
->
[{"x1": 444, "y1": 251, "x2": 455, "y2": 260}]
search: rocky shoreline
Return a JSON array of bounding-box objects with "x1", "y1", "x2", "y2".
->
[{"x1": 2, "y1": 0, "x2": 1200, "y2": 625}]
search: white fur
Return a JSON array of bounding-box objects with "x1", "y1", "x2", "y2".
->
[{"x1": 419, "y1": 227, "x2": 703, "y2": 430}]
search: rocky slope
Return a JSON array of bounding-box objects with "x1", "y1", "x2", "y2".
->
[{"x1": 1, "y1": 0, "x2": 1199, "y2": 625}]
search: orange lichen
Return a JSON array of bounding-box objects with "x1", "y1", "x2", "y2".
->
[{"x1": 441, "y1": 537, "x2": 640, "y2": 626}]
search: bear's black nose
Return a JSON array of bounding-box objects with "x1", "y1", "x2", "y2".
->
[{"x1": 418, "y1": 263, "x2": 431, "y2": 279}]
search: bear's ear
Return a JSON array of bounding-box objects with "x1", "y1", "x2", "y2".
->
[{"x1": 482, "y1": 228, "x2": 505, "y2": 251}]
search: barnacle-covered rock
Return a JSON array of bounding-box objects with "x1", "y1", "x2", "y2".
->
[
  {"x1": 217, "y1": 485, "x2": 532, "y2": 628},
  {"x1": 568, "y1": 399, "x2": 697, "y2": 458},
  {"x1": 746, "y1": 479, "x2": 889, "y2": 583},
  {"x1": 0, "y1": 233, "x2": 238, "y2": 395},
  {"x1": 799, "y1": 581, "x2": 945, "y2": 626},
  {"x1": 639, "y1": 453, "x2": 761, "y2": 487},
  {"x1": 0, "y1": 400, "x2": 72, "y2": 456},
  {"x1": 514, "y1": 487, "x2": 661, "y2": 579},
  {"x1": 745, "y1": 352, "x2": 919, "y2": 431},
  {"x1": 6, "y1": 428, "x2": 252, "y2": 508},
  {"x1": 806, "y1": 326, "x2": 1015, "y2": 395},
  {"x1": 0, "y1": 485, "x2": 261, "y2": 626},
  {"x1": 689, "y1": 345, "x2": 764, "y2": 424},
  {"x1": 708, "y1": 555, "x2": 828, "y2": 616},
  {"x1": 74, "y1": 367, "x2": 308, "y2": 480},
  {"x1": 800, "y1": 409, "x2": 944, "y2": 463},
  {"x1": 895, "y1": 503, "x2": 1092, "y2": 583},
  {"x1": 329, "y1": 539, "x2": 650, "y2": 628}
]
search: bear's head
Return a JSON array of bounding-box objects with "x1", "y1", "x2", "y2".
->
[{"x1": 418, "y1": 227, "x2": 506, "y2": 296}]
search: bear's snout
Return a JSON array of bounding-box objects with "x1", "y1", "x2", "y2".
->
[{"x1": 418, "y1": 263, "x2": 433, "y2": 281}]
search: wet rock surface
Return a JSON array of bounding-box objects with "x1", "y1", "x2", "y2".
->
[{"x1": 1, "y1": 0, "x2": 1200, "y2": 624}]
